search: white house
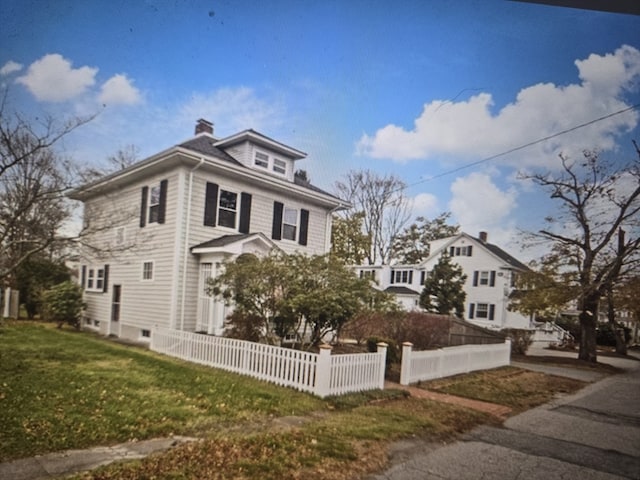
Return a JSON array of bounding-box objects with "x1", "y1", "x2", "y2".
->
[
  {"x1": 356, "y1": 231, "x2": 532, "y2": 330},
  {"x1": 68, "y1": 119, "x2": 348, "y2": 342}
]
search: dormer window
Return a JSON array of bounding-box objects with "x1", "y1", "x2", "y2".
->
[
  {"x1": 253, "y1": 149, "x2": 288, "y2": 177},
  {"x1": 273, "y1": 158, "x2": 286, "y2": 175},
  {"x1": 254, "y1": 152, "x2": 269, "y2": 169}
]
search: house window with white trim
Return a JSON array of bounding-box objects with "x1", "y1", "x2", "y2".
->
[
  {"x1": 148, "y1": 184, "x2": 161, "y2": 223},
  {"x1": 254, "y1": 151, "x2": 269, "y2": 168},
  {"x1": 391, "y1": 269, "x2": 413, "y2": 284},
  {"x1": 450, "y1": 245, "x2": 473, "y2": 257},
  {"x1": 282, "y1": 207, "x2": 298, "y2": 241},
  {"x1": 84, "y1": 265, "x2": 108, "y2": 293},
  {"x1": 218, "y1": 190, "x2": 238, "y2": 228},
  {"x1": 468, "y1": 302, "x2": 495, "y2": 320},
  {"x1": 273, "y1": 158, "x2": 286, "y2": 175},
  {"x1": 142, "y1": 261, "x2": 154, "y2": 281}
]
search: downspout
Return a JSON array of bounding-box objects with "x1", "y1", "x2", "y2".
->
[
  {"x1": 324, "y1": 203, "x2": 346, "y2": 253},
  {"x1": 180, "y1": 158, "x2": 205, "y2": 331}
]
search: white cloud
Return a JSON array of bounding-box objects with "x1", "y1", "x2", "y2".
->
[
  {"x1": 99, "y1": 74, "x2": 142, "y2": 105},
  {"x1": 358, "y1": 45, "x2": 640, "y2": 169},
  {"x1": 16, "y1": 54, "x2": 97, "y2": 102},
  {"x1": 410, "y1": 192, "x2": 439, "y2": 219},
  {"x1": 178, "y1": 87, "x2": 286, "y2": 137},
  {"x1": 449, "y1": 172, "x2": 518, "y2": 246},
  {"x1": 0, "y1": 60, "x2": 23, "y2": 76}
]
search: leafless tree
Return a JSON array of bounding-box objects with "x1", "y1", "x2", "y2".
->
[
  {"x1": 335, "y1": 170, "x2": 411, "y2": 265},
  {"x1": 520, "y1": 145, "x2": 640, "y2": 362}
]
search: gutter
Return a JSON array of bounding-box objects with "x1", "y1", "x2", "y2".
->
[{"x1": 179, "y1": 157, "x2": 205, "y2": 330}]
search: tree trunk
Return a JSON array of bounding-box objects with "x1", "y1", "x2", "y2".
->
[
  {"x1": 578, "y1": 294, "x2": 598, "y2": 363},
  {"x1": 606, "y1": 286, "x2": 627, "y2": 355}
]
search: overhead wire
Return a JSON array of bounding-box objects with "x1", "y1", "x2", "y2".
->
[{"x1": 402, "y1": 102, "x2": 640, "y2": 190}]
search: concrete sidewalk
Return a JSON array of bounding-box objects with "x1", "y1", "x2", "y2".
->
[
  {"x1": 368, "y1": 351, "x2": 640, "y2": 480},
  {"x1": 0, "y1": 436, "x2": 196, "y2": 480}
]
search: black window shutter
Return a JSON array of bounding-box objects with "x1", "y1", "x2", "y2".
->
[
  {"x1": 490, "y1": 271, "x2": 496, "y2": 287},
  {"x1": 157, "y1": 180, "x2": 168, "y2": 224},
  {"x1": 473, "y1": 271, "x2": 479, "y2": 287},
  {"x1": 239, "y1": 193, "x2": 252, "y2": 234},
  {"x1": 469, "y1": 303, "x2": 475, "y2": 319},
  {"x1": 140, "y1": 186, "x2": 148, "y2": 227},
  {"x1": 204, "y1": 182, "x2": 219, "y2": 226},
  {"x1": 489, "y1": 304, "x2": 495, "y2": 320},
  {"x1": 271, "y1": 202, "x2": 283, "y2": 240},
  {"x1": 299, "y1": 209, "x2": 309, "y2": 246},
  {"x1": 81, "y1": 265, "x2": 87, "y2": 289},
  {"x1": 408, "y1": 270, "x2": 413, "y2": 284},
  {"x1": 103, "y1": 264, "x2": 109, "y2": 293},
  {"x1": 420, "y1": 271, "x2": 426, "y2": 285},
  {"x1": 390, "y1": 271, "x2": 395, "y2": 284},
  {"x1": 468, "y1": 245, "x2": 473, "y2": 256},
  {"x1": 449, "y1": 246, "x2": 455, "y2": 256}
]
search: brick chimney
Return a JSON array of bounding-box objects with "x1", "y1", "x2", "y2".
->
[
  {"x1": 479, "y1": 231, "x2": 488, "y2": 242},
  {"x1": 195, "y1": 118, "x2": 214, "y2": 136}
]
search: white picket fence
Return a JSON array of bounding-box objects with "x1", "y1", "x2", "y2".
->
[
  {"x1": 150, "y1": 328, "x2": 387, "y2": 398},
  {"x1": 400, "y1": 340, "x2": 511, "y2": 385}
]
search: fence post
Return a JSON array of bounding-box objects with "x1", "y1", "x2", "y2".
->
[
  {"x1": 376, "y1": 342, "x2": 388, "y2": 390},
  {"x1": 400, "y1": 342, "x2": 413, "y2": 386},
  {"x1": 315, "y1": 344, "x2": 333, "y2": 398},
  {"x1": 505, "y1": 338, "x2": 512, "y2": 364}
]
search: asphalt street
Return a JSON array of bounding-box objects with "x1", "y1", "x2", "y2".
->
[{"x1": 367, "y1": 352, "x2": 640, "y2": 480}]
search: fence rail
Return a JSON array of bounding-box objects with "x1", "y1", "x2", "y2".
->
[
  {"x1": 150, "y1": 328, "x2": 386, "y2": 397},
  {"x1": 400, "y1": 340, "x2": 511, "y2": 385}
]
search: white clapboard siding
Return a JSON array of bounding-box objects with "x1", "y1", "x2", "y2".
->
[
  {"x1": 150, "y1": 328, "x2": 386, "y2": 397},
  {"x1": 400, "y1": 340, "x2": 511, "y2": 385}
]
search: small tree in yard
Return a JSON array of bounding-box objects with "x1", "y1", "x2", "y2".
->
[
  {"x1": 41, "y1": 281, "x2": 85, "y2": 329},
  {"x1": 420, "y1": 254, "x2": 467, "y2": 318}
]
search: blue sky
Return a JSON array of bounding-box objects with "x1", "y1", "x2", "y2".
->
[{"x1": 1, "y1": 0, "x2": 639, "y2": 259}]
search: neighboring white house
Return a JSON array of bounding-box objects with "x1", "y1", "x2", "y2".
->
[
  {"x1": 356, "y1": 231, "x2": 532, "y2": 331},
  {"x1": 68, "y1": 119, "x2": 348, "y2": 342}
]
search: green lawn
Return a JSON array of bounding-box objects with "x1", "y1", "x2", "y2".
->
[
  {"x1": 1, "y1": 322, "x2": 589, "y2": 479},
  {"x1": 0, "y1": 322, "x2": 323, "y2": 461}
]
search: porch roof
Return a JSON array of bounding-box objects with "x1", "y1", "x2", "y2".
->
[{"x1": 190, "y1": 233, "x2": 278, "y2": 255}]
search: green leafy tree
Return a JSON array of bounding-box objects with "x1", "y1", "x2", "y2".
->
[
  {"x1": 330, "y1": 211, "x2": 370, "y2": 265},
  {"x1": 15, "y1": 257, "x2": 70, "y2": 319},
  {"x1": 41, "y1": 281, "x2": 85, "y2": 329},
  {"x1": 209, "y1": 252, "x2": 384, "y2": 347},
  {"x1": 392, "y1": 212, "x2": 460, "y2": 264},
  {"x1": 509, "y1": 255, "x2": 578, "y2": 321},
  {"x1": 419, "y1": 254, "x2": 467, "y2": 318}
]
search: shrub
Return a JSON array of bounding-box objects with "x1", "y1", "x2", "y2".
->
[
  {"x1": 366, "y1": 336, "x2": 399, "y2": 366},
  {"x1": 596, "y1": 323, "x2": 631, "y2": 347},
  {"x1": 41, "y1": 281, "x2": 85, "y2": 329},
  {"x1": 502, "y1": 328, "x2": 533, "y2": 355}
]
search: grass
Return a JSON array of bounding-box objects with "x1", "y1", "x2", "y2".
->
[
  {"x1": 1, "y1": 322, "x2": 596, "y2": 479},
  {"x1": 420, "y1": 366, "x2": 587, "y2": 412},
  {"x1": 0, "y1": 322, "x2": 323, "y2": 461}
]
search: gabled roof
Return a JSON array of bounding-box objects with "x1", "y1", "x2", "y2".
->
[{"x1": 425, "y1": 232, "x2": 529, "y2": 271}]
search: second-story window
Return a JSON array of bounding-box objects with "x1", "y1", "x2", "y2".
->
[
  {"x1": 140, "y1": 180, "x2": 167, "y2": 227},
  {"x1": 148, "y1": 185, "x2": 161, "y2": 223},
  {"x1": 473, "y1": 270, "x2": 496, "y2": 287},
  {"x1": 273, "y1": 158, "x2": 286, "y2": 175},
  {"x1": 391, "y1": 269, "x2": 413, "y2": 284},
  {"x1": 254, "y1": 151, "x2": 269, "y2": 168},
  {"x1": 450, "y1": 245, "x2": 473, "y2": 256},
  {"x1": 218, "y1": 190, "x2": 238, "y2": 228},
  {"x1": 282, "y1": 207, "x2": 298, "y2": 240}
]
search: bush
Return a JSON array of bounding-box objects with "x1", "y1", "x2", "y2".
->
[
  {"x1": 502, "y1": 328, "x2": 533, "y2": 355},
  {"x1": 366, "y1": 336, "x2": 399, "y2": 366},
  {"x1": 596, "y1": 323, "x2": 631, "y2": 347},
  {"x1": 41, "y1": 281, "x2": 85, "y2": 329}
]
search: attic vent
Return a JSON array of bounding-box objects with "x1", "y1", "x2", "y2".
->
[{"x1": 195, "y1": 118, "x2": 214, "y2": 135}]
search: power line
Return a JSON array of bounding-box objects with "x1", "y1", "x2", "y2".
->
[{"x1": 406, "y1": 102, "x2": 640, "y2": 189}]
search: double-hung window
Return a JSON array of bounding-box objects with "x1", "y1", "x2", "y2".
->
[
  {"x1": 82, "y1": 265, "x2": 109, "y2": 293},
  {"x1": 148, "y1": 184, "x2": 161, "y2": 223},
  {"x1": 473, "y1": 270, "x2": 496, "y2": 287},
  {"x1": 142, "y1": 261, "x2": 154, "y2": 281},
  {"x1": 254, "y1": 151, "x2": 269, "y2": 168},
  {"x1": 391, "y1": 269, "x2": 413, "y2": 284},
  {"x1": 218, "y1": 190, "x2": 238, "y2": 228},
  {"x1": 468, "y1": 302, "x2": 495, "y2": 320},
  {"x1": 282, "y1": 207, "x2": 298, "y2": 241},
  {"x1": 273, "y1": 158, "x2": 286, "y2": 175}
]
